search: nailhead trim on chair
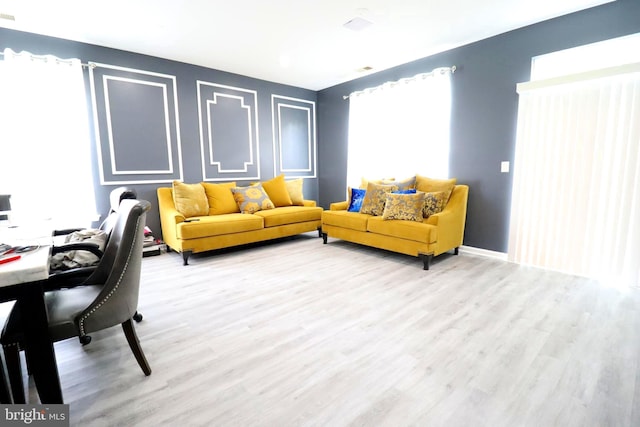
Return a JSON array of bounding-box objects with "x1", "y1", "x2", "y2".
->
[{"x1": 78, "y1": 216, "x2": 141, "y2": 337}]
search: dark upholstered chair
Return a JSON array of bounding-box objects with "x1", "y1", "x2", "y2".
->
[
  {"x1": 49, "y1": 187, "x2": 137, "y2": 280},
  {"x1": 1, "y1": 199, "x2": 152, "y2": 403}
]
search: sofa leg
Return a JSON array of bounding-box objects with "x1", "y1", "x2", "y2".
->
[
  {"x1": 182, "y1": 250, "x2": 192, "y2": 266},
  {"x1": 322, "y1": 233, "x2": 328, "y2": 244},
  {"x1": 317, "y1": 226, "x2": 322, "y2": 238},
  {"x1": 454, "y1": 247, "x2": 459, "y2": 255},
  {"x1": 421, "y1": 253, "x2": 433, "y2": 270}
]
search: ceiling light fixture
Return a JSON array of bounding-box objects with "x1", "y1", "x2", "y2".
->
[{"x1": 343, "y1": 16, "x2": 373, "y2": 31}]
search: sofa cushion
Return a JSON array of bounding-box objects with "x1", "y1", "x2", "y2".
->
[
  {"x1": 367, "y1": 216, "x2": 437, "y2": 244},
  {"x1": 422, "y1": 191, "x2": 447, "y2": 218},
  {"x1": 285, "y1": 178, "x2": 305, "y2": 206},
  {"x1": 176, "y1": 214, "x2": 264, "y2": 239},
  {"x1": 322, "y1": 210, "x2": 370, "y2": 232},
  {"x1": 262, "y1": 174, "x2": 293, "y2": 207},
  {"x1": 347, "y1": 188, "x2": 366, "y2": 212},
  {"x1": 382, "y1": 192, "x2": 426, "y2": 222},
  {"x1": 201, "y1": 182, "x2": 239, "y2": 215},
  {"x1": 255, "y1": 206, "x2": 322, "y2": 227},
  {"x1": 360, "y1": 182, "x2": 398, "y2": 216},
  {"x1": 416, "y1": 175, "x2": 457, "y2": 203},
  {"x1": 231, "y1": 184, "x2": 275, "y2": 214},
  {"x1": 172, "y1": 181, "x2": 209, "y2": 218}
]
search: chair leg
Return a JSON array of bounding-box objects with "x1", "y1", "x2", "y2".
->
[
  {"x1": 3, "y1": 344, "x2": 25, "y2": 403},
  {"x1": 121, "y1": 319, "x2": 152, "y2": 376},
  {"x1": 0, "y1": 353, "x2": 12, "y2": 403}
]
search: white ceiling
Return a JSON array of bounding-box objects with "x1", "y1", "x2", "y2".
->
[{"x1": 0, "y1": 0, "x2": 614, "y2": 90}]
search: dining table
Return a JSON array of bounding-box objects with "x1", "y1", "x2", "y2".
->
[{"x1": 0, "y1": 224, "x2": 64, "y2": 403}]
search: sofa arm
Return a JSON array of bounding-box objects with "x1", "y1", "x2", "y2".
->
[
  {"x1": 302, "y1": 200, "x2": 317, "y2": 207},
  {"x1": 426, "y1": 185, "x2": 469, "y2": 254},
  {"x1": 330, "y1": 201, "x2": 349, "y2": 211},
  {"x1": 157, "y1": 188, "x2": 186, "y2": 247}
]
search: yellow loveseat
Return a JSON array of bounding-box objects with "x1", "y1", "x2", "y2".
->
[
  {"x1": 158, "y1": 176, "x2": 323, "y2": 265},
  {"x1": 321, "y1": 177, "x2": 468, "y2": 270}
]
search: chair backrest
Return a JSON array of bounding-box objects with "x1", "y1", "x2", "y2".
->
[
  {"x1": 99, "y1": 187, "x2": 138, "y2": 234},
  {"x1": 77, "y1": 199, "x2": 150, "y2": 335}
]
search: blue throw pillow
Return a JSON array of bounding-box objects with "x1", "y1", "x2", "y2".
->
[
  {"x1": 393, "y1": 189, "x2": 417, "y2": 194},
  {"x1": 347, "y1": 188, "x2": 366, "y2": 212}
]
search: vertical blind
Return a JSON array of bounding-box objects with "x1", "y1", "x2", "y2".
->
[{"x1": 509, "y1": 65, "x2": 640, "y2": 286}]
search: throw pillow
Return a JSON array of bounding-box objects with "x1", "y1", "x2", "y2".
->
[
  {"x1": 231, "y1": 184, "x2": 275, "y2": 214},
  {"x1": 172, "y1": 181, "x2": 209, "y2": 218},
  {"x1": 262, "y1": 174, "x2": 293, "y2": 207},
  {"x1": 359, "y1": 177, "x2": 395, "y2": 189},
  {"x1": 382, "y1": 192, "x2": 426, "y2": 222},
  {"x1": 201, "y1": 182, "x2": 239, "y2": 215},
  {"x1": 416, "y1": 175, "x2": 457, "y2": 203},
  {"x1": 360, "y1": 182, "x2": 398, "y2": 216},
  {"x1": 347, "y1": 188, "x2": 367, "y2": 212},
  {"x1": 285, "y1": 178, "x2": 304, "y2": 206},
  {"x1": 422, "y1": 191, "x2": 447, "y2": 218},
  {"x1": 384, "y1": 176, "x2": 417, "y2": 191}
]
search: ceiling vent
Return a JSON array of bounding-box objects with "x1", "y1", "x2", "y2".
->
[
  {"x1": 0, "y1": 13, "x2": 16, "y2": 21},
  {"x1": 357, "y1": 66, "x2": 374, "y2": 72},
  {"x1": 343, "y1": 16, "x2": 373, "y2": 31}
]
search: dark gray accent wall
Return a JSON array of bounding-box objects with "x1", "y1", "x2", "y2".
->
[
  {"x1": 317, "y1": 0, "x2": 640, "y2": 253},
  {"x1": 0, "y1": 28, "x2": 317, "y2": 238}
]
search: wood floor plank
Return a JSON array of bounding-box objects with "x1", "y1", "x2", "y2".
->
[{"x1": 8, "y1": 233, "x2": 640, "y2": 426}]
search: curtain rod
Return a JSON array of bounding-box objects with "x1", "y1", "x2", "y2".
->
[
  {"x1": 343, "y1": 65, "x2": 456, "y2": 100},
  {"x1": 0, "y1": 50, "x2": 97, "y2": 68}
]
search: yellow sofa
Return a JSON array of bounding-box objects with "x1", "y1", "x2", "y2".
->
[
  {"x1": 321, "y1": 185, "x2": 469, "y2": 269},
  {"x1": 157, "y1": 186, "x2": 323, "y2": 265}
]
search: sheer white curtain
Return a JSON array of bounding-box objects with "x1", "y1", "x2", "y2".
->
[
  {"x1": 346, "y1": 68, "x2": 452, "y2": 187},
  {"x1": 509, "y1": 65, "x2": 640, "y2": 286},
  {"x1": 0, "y1": 49, "x2": 96, "y2": 228}
]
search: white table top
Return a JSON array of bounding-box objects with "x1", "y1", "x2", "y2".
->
[{"x1": 0, "y1": 224, "x2": 53, "y2": 288}]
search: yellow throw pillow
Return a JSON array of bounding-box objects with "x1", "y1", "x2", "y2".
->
[
  {"x1": 285, "y1": 178, "x2": 304, "y2": 206},
  {"x1": 201, "y1": 182, "x2": 238, "y2": 215},
  {"x1": 262, "y1": 174, "x2": 293, "y2": 207},
  {"x1": 422, "y1": 191, "x2": 447, "y2": 218},
  {"x1": 416, "y1": 175, "x2": 457, "y2": 203},
  {"x1": 172, "y1": 181, "x2": 209, "y2": 218},
  {"x1": 382, "y1": 192, "x2": 426, "y2": 222},
  {"x1": 360, "y1": 182, "x2": 398, "y2": 216},
  {"x1": 231, "y1": 184, "x2": 275, "y2": 214}
]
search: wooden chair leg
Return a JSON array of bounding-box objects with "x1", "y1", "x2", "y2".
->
[
  {"x1": 3, "y1": 344, "x2": 25, "y2": 403},
  {"x1": 121, "y1": 319, "x2": 152, "y2": 376}
]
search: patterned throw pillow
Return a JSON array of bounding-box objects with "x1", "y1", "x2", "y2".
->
[
  {"x1": 285, "y1": 178, "x2": 304, "y2": 205},
  {"x1": 416, "y1": 175, "x2": 456, "y2": 203},
  {"x1": 231, "y1": 184, "x2": 275, "y2": 214},
  {"x1": 347, "y1": 188, "x2": 366, "y2": 212},
  {"x1": 422, "y1": 191, "x2": 447, "y2": 218},
  {"x1": 360, "y1": 182, "x2": 398, "y2": 216},
  {"x1": 384, "y1": 176, "x2": 417, "y2": 191},
  {"x1": 382, "y1": 192, "x2": 426, "y2": 222},
  {"x1": 172, "y1": 181, "x2": 209, "y2": 218}
]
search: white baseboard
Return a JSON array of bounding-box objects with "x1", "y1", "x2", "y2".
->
[{"x1": 460, "y1": 245, "x2": 508, "y2": 261}]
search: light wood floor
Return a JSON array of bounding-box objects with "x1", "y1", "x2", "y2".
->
[{"x1": 8, "y1": 232, "x2": 640, "y2": 426}]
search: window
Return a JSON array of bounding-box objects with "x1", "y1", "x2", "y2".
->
[
  {"x1": 0, "y1": 49, "x2": 96, "y2": 228},
  {"x1": 346, "y1": 67, "x2": 453, "y2": 187}
]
